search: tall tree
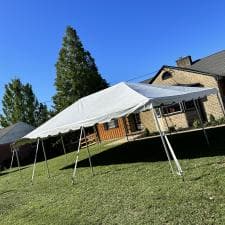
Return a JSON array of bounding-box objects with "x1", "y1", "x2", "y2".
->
[
  {"x1": 53, "y1": 26, "x2": 108, "y2": 112},
  {"x1": 35, "y1": 103, "x2": 50, "y2": 126},
  {"x1": 0, "y1": 78, "x2": 49, "y2": 127}
]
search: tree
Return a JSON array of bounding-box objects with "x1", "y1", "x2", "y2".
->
[
  {"x1": 53, "y1": 26, "x2": 108, "y2": 112},
  {"x1": 0, "y1": 78, "x2": 49, "y2": 127},
  {"x1": 35, "y1": 103, "x2": 50, "y2": 126}
]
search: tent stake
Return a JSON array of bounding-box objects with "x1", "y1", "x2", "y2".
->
[
  {"x1": 72, "y1": 127, "x2": 83, "y2": 184},
  {"x1": 153, "y1": 109, "x2": 174, "y2": 174},
  {"x1": 83, "y1": 127, "x2": 94, "y2": 176},
  {"x1": 41, "y1": 139, "x2": 50, "y2": 178},
  {"x1": 31, "y1": 138, "x2": 40, "y2": 184},
  {"x1": 194, "y1": 100, "x2": 209, "y2": 146}
]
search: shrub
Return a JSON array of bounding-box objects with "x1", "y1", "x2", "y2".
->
[
  {"x1": 144, "y1": 128, "x2": 150, "y2": 137},
  {"x1": 193, "y1": 119, "x2": 201, "y2": 128}
]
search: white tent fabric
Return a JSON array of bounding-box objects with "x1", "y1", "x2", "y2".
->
[{"x1": 21, "y1": 82, "x2": 217, "y2": 140}]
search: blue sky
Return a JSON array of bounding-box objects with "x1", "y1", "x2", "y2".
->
[{"x1": 0, "y1": 0, "x2": 225, "y2": 108}]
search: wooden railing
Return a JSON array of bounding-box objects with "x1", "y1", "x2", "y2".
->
[{"x1": 81, "y1": 133, "x2": 98, "y2": 148}]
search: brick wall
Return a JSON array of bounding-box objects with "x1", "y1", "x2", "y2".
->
[
  {"x1": 97, "y1": 118, "x2": 127, "y2": 141},
  {"x1": 140, "y1": 68, "x2": 224, "y2": 133}
]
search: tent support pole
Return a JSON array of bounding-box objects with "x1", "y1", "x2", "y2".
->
[
  {"x1": 216, "y1": 93, "x2": 225, "y2": 116},
  {"x1": 153, "y1": 109, "x2": 174, "y2": 174},
  {"x1": 194, "y1": 99, "x2": 209, "y2": 146},
  {"x1": 72, "y1": 127, "x2": 83, "y2": 184},
  {"x1": 15, "y1": 148, "x2": 22, "y2": 177},
  {"x1": 60, "y1": 135, "x2": 67, "y2": 156},
  {"x1": 163, "y1": 135, "x2": 183, "y2": 176},
  {"x1": 94, "y1": 125, "x2": 101, "y2": 152},
  {"x1": 60, "y1": 135, "x2": 68, "y2": 165},
  {"x1": 41, "y1": 139, "x2": 50, "y2": 178},
  {"x1": 31, "y1": 138, "x2": 40, "y2": 184},
  {"x1": 83, "y1": 127, "x2": 94, "y2": 176},
  {"x1": 9, "y1": 146, "x2": 15, "y2": 171}
]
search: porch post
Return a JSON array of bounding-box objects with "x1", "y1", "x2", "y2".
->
[
  {"x1": 72, "y1": 127, "x2": 83, "y2": 184},
  {"x1": 193, "y1": 99, "x2": 210, "y2": 146},
  {"x1": 83, "y1": 127, "x2": 94, "y2": 176},
  {"x1": 122, "y1": 117, "x2": 129, "y2": 142},
  {"x1": 152, "y1": 109, "x2": 174, "y2": 174},
  {"x1": 31, "y1": 138, "x2": 40, "y2": 184}
]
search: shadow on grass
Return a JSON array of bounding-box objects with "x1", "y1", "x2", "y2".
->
[
  {"x1": 61, "y1": 126, "x2": 225, "y2": 170},
  {"x1": 0, "y1": 167, "x2": 29, "y2": 177}
]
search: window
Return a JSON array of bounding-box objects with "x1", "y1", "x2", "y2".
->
[
  {"x1": 183, "y1": 100, "x2": 195, "y2": 111},
  {"x1": 162, "y1": 71, "x2": 172, "y2": 80},
  {"x1": 162, "y1": 103, "x2": 182, "y2": 115},
  {"x1": 103, "y1": 119, "x2": 119, "y2": 130}
]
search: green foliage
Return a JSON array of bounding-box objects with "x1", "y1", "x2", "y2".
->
[
  {"x1": 205, "y1": 115, "x2": 225, "y2": 127},
  {"x1": 193, "y1": 119, "x2": 201, "y2": 128},
  {"x1": 144, "y1": 128, "x2": 150, "y2": 136},
  {"x1": 53, "y1": 26, "x2": 108, "y2": 113},
  {"x1": 35, "y1": 103, "x2": 50, "y2": 126},
  {"x1": 0, "y1": 78, "x2": 49, "y2": 127}
]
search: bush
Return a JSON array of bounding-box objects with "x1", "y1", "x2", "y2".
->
[
  {"x1": 144, "y1": 128, "x2": 150, "y2": 137},
  {"x1": 193, "y1": 119, "x2": 201, "y2": 128}
]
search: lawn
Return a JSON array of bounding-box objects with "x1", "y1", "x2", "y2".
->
[{"x1": 1, "y1": 126, "x2": 225, "y2": 225}]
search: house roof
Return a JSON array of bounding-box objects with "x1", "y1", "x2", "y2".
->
[
  {"x1": 0, "y1": 122, "x2": 34, "y2": 145},
  {"x1": 188, "y1": 50, "x2": 225, "y2": 76},
  {"x1": 140, "y1": 78, "x2": 153, "y2": 84},
  {"x1": 147, "y1": 50, "x2": 225, "y2": 84}
]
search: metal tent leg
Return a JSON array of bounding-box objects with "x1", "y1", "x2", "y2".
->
[
  {"x1": 31, "y1": 138, "x2": 40, "y2": 184},
  {"x1": 41, "y1": 139, "x2": 50, "y2": 178},
  {"x1": 15, "y1": 148, "x2": 22, "y2": 177},
  {"x1": 94, "y1": 125, "x2": 101, "y2": 152},
  {"x1": 194, "y1": 100, "x2": 209, "y2": 146},
  {"x1": 6, "y1": 146, "x2": 15, "y2": 183},
  {"x1": 83, "y1": 127, "x2": 94, "y2": 176},
  {"x1": 9, "y1": 146, "x2": 15, "y2": 171},
  {"x1": 72, "y1": 127, "x2": 83, "y2": 184},
  {"x1": 164, "y1": 135, "x2": 183, "y2": 175},
  {"x1": 61, "y1": 135, "x2": 67, "y2": 156},
  {"x1": 153, "y1": 109, "x2": 174, "y2": 174}
]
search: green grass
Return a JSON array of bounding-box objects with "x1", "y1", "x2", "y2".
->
[{"x1": 1, "y1": 127, "x2": 225, "y2": 225}]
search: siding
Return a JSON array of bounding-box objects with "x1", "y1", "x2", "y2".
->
[{"x1": 97, "y1": 118, "x2": 126, "y2": 141}]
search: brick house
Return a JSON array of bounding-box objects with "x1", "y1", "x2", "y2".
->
[
  {"x1": 140, "y1": 50, "x2": 225, "y2": 133},
  {"x1": 96, "y1": 114, "x2": 143, "y2": 141}
]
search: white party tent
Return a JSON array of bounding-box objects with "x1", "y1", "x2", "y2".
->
[{"x1": 16, "y1": 82, "x2": 221, "y2": 183}]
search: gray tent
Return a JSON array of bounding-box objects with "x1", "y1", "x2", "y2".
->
[{"x1": 0, "y1": 122, "x2": 34, "y2": 168}]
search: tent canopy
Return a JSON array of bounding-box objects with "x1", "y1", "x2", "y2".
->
[{"x1": 19, "y1": 82, "x2": 217, "y2": 140}]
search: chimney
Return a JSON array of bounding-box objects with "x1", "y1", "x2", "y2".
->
[{"x1": 176, "y1": 56, "x2": 192, "y2": 67}]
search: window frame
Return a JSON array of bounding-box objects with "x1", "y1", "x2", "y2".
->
[{"x1": 103, "y1": 119, "x2": 119, "y2": 130}]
